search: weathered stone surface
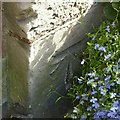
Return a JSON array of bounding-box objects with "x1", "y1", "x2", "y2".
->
[
  {"x1": 2, "y1": 2, "x2": 105, "y2": 118},
  {"x1": 2, "y1": 3, "x2": 30, "y2": 117},
  {"x1": 16, "y1": 1, "x2": 92, "y2": 41}
]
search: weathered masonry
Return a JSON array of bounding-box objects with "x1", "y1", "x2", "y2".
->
[{"x1": 2, "y1": 1, "x2": 105, "y2": 118}]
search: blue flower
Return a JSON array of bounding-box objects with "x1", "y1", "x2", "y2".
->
[
  {"x1": 113, "y1": 66, "x2": 117, "y2": 73},
  {"x1": 100, "y1": 53, "x2": 103, "y2": 56},
  {"x1": 104, "y1": 53, "x2": 111, "y2": 61},
  {"x1": 80, "y1": 100, "x2": 84, "y2": 105},
  {"x1": 107, "y1": 111, "x2": 115, "y2": 118},
  {"x1": 99, "y1": 98, "x2": 103, "y2": 101},
  {"x1": 87, "y1": 106, "x2": 92, "y2": 111},
  {"x1": 110, "y1": 106, "x2": 118, "y2": 112},
  {"x1": 87, "y1": 72, "x2": 95, "y2": 78},
  {"x1": 96, "y1": 111, "x2": 106, "y2": 117},
  {"x1": 105, "y1": 67, "x2": 110, "y2": 73},
  {"x1": 98, "y1": 46, "x2": 106, "y2": 52},
  {"x1": 106, "y1": 25, "x2": 110, "y2": 32},
  {"x1": 116, "y1": 62, "x2": 119, "y2": 66},
  {"x1": 92, "y1": 36, "x2": 96, "y2": 40},
  {"x1": 95, "y1": 77, "x2": 99, "y2": 80},
  {"x1": 113, "y1": 100, "x2": 119, "y2": 107},
  {"x1": 87, "y1": 79, "x2": 94, "y2": 84},
  {"x1": 118, "y1": 58, "x2": 120, "y2": 63},
  {"x1": 82, "y1": 94, "x2": 88, "y2": 101},
  {"x1": 92, "y1": 102, "x2": 100, "y2": 109},
  {"x1": 78, "y1": 78, "x2": 82, "y2": 84},
  {"x1": 90, "y1": 97, "x2": 97, "y2": 103},
  {"x1": 76, "y1": 95, "x2": 80, "y2": 100},
  {"x1": 91, "y1": 90, "x2": 97, "y2": 95},
  {"x1": 100, "y1": 75, "x2": 104, "y2": 80},
  {"x1": 110, "y1": 82, "x2": 115, "y2": 86},
  {"x1": 105, "y1": 80, "x2": 109, "y2": 84},
  {"x1": 92, "y1": 83, "x2": 97, "y2": 88},
  {"x1": 94, "y1": 44, "x2": 100, "y2": 49},
  {"x1": 111, "y1": 21, "x2": 115, "y2": 27},
  {"x1": 118, "y1": 69, "x2": 120, "y2": 73},
  {"x1": 94, "y1": 113, "x2": 100, "y2": 119},
  {"x1": 80, "y1": 114, "x2": 87, "y2": 120},
  {"x1": 100, "y1": 89, "x2": 106, "y2": 96},
  {"x1": 98, "y1": 86, "x2": 104, "y2": 90},
  {"x1": 116, "y1": 115, "x2": 120, "y2": 119},
  {"x1": 81, "y1": 59, "x2": 85, "y2": 65},
  {"x1": 105, "y1": 75, "x2": 111, "y2": 81},
  {"x1": 106, "y1": 84, "x2": 111, "y2": 90}
]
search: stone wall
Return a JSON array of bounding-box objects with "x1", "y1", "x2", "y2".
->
[{"x1": 2, "y1": 2, "x2": 105, "y2": 118}]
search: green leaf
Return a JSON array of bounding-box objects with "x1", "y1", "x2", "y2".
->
[
  {"x1": 112, "y1": 2, "x2": 120, "y2": 11},
  {"x1": 87, "y1": 42, "x2": 93, "y2": 46},
  {"x1": 104, "y1": 4, "x2": 117, "y2": 20},
  {"x1": 55, "y1": 96, "x2": 63, "y2": 103}
]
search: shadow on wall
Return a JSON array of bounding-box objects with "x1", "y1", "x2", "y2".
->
[
  {"x1": 52, "y1": 3, "x2": 106, "y2": 58},
  {"x1": 28, "y1": 3, "x2": 106, "y2": 118}
]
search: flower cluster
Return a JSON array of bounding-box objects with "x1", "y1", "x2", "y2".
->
[{"x1": 65, "y1": 21, "x2": 120, "y2": 119}]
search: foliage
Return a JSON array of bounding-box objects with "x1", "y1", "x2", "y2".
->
[
  {"x1": 104, "y1": 2, "x2": 120, "y2": 20},
  {"x1": 65, "y1": 20, "x2": 120, "y2": 119}
]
